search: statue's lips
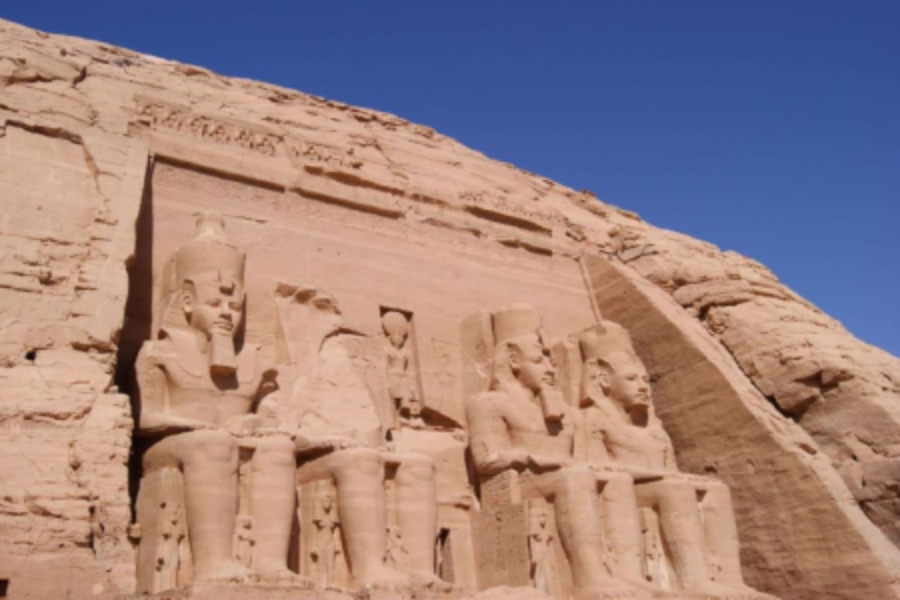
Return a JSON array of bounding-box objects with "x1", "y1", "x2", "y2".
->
[{"x1": 212, "y1": 320, "x2": 234, "y2": 333}]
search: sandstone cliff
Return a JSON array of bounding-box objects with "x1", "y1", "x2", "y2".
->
[{"x1": 0, "y1": 17, "x2": 898, "y2": 600}]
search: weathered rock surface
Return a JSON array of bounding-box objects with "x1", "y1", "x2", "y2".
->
[
  {"x1": 122, "y1": 582, "x2": 555, "y2": 600},
  {"x1": 0, "y1": 16, "x2": 898, "y2": 600}
]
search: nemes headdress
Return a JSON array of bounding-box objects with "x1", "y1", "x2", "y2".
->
[
  {"x1": 489, "y1": 303, "x2": 540, "y2": 383},
  {"x1": 492, "y1": 303, "x2": 542, "y2": 346},
  {"x1": 579, "y1": 320, "x2": 637, "y2": 364},
  {"x1": 174, "y1": 212, "x2": 245, "y2": 289},
  {"x1": 491, "y1": 303, "x2": 564, "y2": 420}
]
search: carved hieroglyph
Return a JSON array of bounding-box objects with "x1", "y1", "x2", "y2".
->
[
  {"x1": 309, "y1": 482, "x2": 342, "y2": 588},
  {"x1": 528, "y1": 504, "x2": 554, "y2": 595}
]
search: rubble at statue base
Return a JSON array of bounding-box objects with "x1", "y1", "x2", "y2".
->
[{"x1": 1, "y1": 17, "x2": 899, "y2": 600}]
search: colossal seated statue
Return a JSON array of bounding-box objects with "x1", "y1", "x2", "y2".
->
[
  {"x1": 465, "y1": 304, "x2": 653, "y2": 600},
  {"x1": 271, "y1": 285, "x2": 446, "y2": 591},
  {"x1": 575, "y1": 320, "x2": 774, "y2": 599},
  {"x1": 130, "y1": 214, "x2": 769, "y2": 599},
  {"x1": 134, "y1": 213, "x2": 299, "y2": 592}
]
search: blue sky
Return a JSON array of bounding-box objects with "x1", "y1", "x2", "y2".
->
[{"x1": 4, "y1": 1, "x2": 897, "y2": 355}]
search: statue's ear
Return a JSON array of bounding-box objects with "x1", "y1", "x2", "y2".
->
[
  {"x1": 506, "y1": 344, "x2": 521, "y2": 371},
  {"x1": 596, "y1": 360, "x2": 612, "y2": 390},
  {"x1": 181, "y1": 281, "x2": 196, "y2": 317},
  {"x1": 582, "y1": 360, "x2": 606, "y2": 406}
]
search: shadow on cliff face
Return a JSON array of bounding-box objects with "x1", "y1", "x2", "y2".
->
[{"x1": 114, "y1": 159, "x2": 155, "y2": 521}]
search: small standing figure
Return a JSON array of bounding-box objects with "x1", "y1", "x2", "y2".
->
[
  {"x1": 385, "y1": 525, "x2": 407, "y2": 571},
  {"x1": 312, "y1": 489, "x2": 341, "y2": 587},
  {"x1": 382, "y1": 311, "x2": 424, "y2": 428},
  {"x1": 234, "y1": 515, "x2": 254, "y2": 569},
  {"x1": 528, "y1": 505, "x2": 553, "y2": 595}
]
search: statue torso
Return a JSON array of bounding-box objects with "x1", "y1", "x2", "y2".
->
[
  {"x1": 493, "y1": 390, "x2": 577, "y2": 461},
  {"x1": 288, "y1": 336, "x2": 384, "y2": 447},
  {"x1": 584, "y1": 403, "x2": 671, "y2": 471},
  {"x1": 150, "y1": 330, "x2": 263, "y2": 428}
]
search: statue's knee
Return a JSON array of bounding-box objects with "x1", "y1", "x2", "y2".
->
[
  {"x1": 335, "y1": 447, "x2": 383, "y2": 477},
  {"x1": 602, "y1": 471, "x2": 634, "y2": 487},
  {"x1": 659, "y1": 479, "x2": 698, "y2": 506},
  {"x1": 599, "y1": 471, "x2": 636, "y2": 500},
  {"x1": 559, "y1": 466, "x2": 597, "y2": 494},
  {"x1": 702, "y1": 481, "x2": 733, "y2": 506},
  {"x1": 191, "y1": 430, "x2": 237, "y2": 463},
  {"x1": 255, "y1": 436, "x2": 296, "y2": 467},
  {"x1": 396, "y1": 453, "x2": 435, "y2": 483}
]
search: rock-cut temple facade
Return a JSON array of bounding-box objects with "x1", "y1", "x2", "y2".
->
[{"x1": 0, "y1": 18, "x2": 899, "y2": 600}]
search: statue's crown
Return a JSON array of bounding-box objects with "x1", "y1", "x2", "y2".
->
[
  {"x1": 579, "y1": 320, "x2": 636, "y2": 362},
  {"x1": 174, "y1": 212, "x2": 245, "y2": 285},
  {"x1": 492, "y1": 303, "x2": 541, "y2": 345}
]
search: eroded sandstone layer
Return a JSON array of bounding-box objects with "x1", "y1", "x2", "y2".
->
[{"x1": 0, "y1": 17, "x2": 898, "y2": 600}]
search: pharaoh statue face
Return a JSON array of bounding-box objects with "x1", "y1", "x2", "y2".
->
[
  {"x1": 171, "y1": 212, "x2": 247, "y2": 374},
  {"x1": 600, "y1": 352, "x2": 652, "y2": 410},
  {"x1": 583, "y1": 352, "x2": 651, "y2": 410},
  {"x1": 490, "y1": 305, "x2": 557, "y2": 396},
  {"x1": 579, "y1": 321, "x2": 653, "y2": 412},
  {"x1": 182, "y1": 273, "x2": 244, "y2": 340},
  {"x1": 508, "y1": 335, "x2": 557, "y2": 394}
]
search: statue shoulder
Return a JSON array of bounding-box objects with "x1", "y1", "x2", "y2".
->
[
  {"x1": 582, "y1": 401, "x2": 628, "y2": 437},
  {"x1": 649, "y1": 417, "x2": 673, "y2": 443},
  {"x1": 466, "y1": 391, "x2": 509, "y2": 418},
  {"x1": 136, "y1": 336, "x2": 176, "y2": 368}
]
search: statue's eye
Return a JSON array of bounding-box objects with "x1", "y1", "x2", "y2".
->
[
  {"x1": 207, "y1": 298, "x2": 221, "y2": 307},
  {"x1": 229, "y1": 302, "x2": 242, "y2": 311}
]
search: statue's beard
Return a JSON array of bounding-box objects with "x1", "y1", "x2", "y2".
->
[
  {"x1": 209, "y1": 329, "x2": 237, "y2": 375},
  {"x1": 538, "y1": 387, "x2": 565, "y2": 422}
]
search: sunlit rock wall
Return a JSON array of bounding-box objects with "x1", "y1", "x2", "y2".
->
[{"x1": 0, "y1": 17, "x2": 899, "y2": 600}]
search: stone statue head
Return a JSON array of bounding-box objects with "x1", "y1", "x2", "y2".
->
[
  {"x1": 579, "y1": 321, "x2": 651, "y2": 412},
  {"x1": 491, "y1": 304, "x2": 556, "y2": 394},
  {"x1": 382, "y1": 311, "x2": 410, "y2": 349},
  {"x1": 320, "y1": 489, "x2": 335, "y2": 512},
  {"x1": 173, "y1": 212, "x2": 246, "y2": 373}
]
